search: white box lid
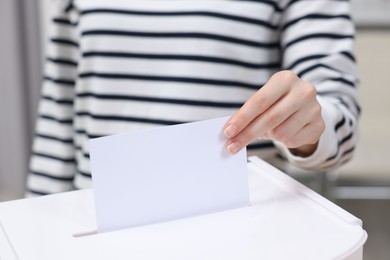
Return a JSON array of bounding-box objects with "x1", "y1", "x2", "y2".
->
[{"x1": 0, "y1": 157, "x2": 367, "y2": 260}]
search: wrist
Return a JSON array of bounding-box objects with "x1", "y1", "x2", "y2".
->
[{"x1": 289, "y1": 142, "x2": 318, "y2": 157}]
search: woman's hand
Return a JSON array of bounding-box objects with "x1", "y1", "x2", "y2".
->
[{"x1": 224, "y1": 70, "x2": 325, "y2": 157}]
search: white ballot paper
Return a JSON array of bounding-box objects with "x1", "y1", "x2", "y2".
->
[{"x1": 89, "y1": 117, "x2": 250, "y2": 233}]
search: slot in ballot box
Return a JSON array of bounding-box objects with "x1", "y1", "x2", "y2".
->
[{"x1": 0, "y1": 157, "x2": 367, "y2": 260}]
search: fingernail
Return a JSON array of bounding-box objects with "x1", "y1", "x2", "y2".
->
[
  {"x1": 224, "y1": 124, "x2": 237, "y2": 138},
  {"x1": 227, "y1": 142, "x2": 240, "y2": 154}
]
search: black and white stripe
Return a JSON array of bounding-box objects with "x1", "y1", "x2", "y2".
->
[{"x1": 27, "y1": 0, "x2": 359, "y2": 195}]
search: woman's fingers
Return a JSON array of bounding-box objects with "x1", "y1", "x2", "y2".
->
[
  {"x1": 224, "y1": 71, "x2": 293, "y2": 139},
  {"x1": 270, "y1": 87, "x2": 322, "y2": 143},
  {"x1": 225, "y1": 70, "x2": 324, "y2": 156},
  {"x1": 227, "y1": 93, "x2": 301, "y2": 154}
]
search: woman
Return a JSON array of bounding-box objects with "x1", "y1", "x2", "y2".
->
[{"x1": 27, "y1": 0, "x2": 359, "y2": 195}]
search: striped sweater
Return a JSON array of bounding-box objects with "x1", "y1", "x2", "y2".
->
[{"x1": 27, "y1": 0, "x2": 360, "y2": 195}]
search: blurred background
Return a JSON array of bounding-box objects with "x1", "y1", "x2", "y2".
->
[{"x1": 0, "y1": 0, "x2": 389, "y2": 259}]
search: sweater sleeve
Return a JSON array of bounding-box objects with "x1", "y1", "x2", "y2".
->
[
  {"x1": 274, "y1": 0, "x2": 360, "y2": 171},
  {"x1": 26, "y1": 0, "x2": 80, "y2": 196}
]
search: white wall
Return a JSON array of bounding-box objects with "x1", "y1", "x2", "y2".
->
[
  {"x1": 351, "y1": 0, "x2": 390, "y2": 26},
  {"x1": 39, "y1": 0, "x2": 51, "y2": 62},
  {"x1": 0, "y1": 0, "x2": 41, "y2": 201},
  {"x1": 0, "y1": 1, "x2": 30, "y2": 201}
]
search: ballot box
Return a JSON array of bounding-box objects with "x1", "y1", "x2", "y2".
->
[{"x1": 0, "y1": 157, "x2": 367, "y2": 260}]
